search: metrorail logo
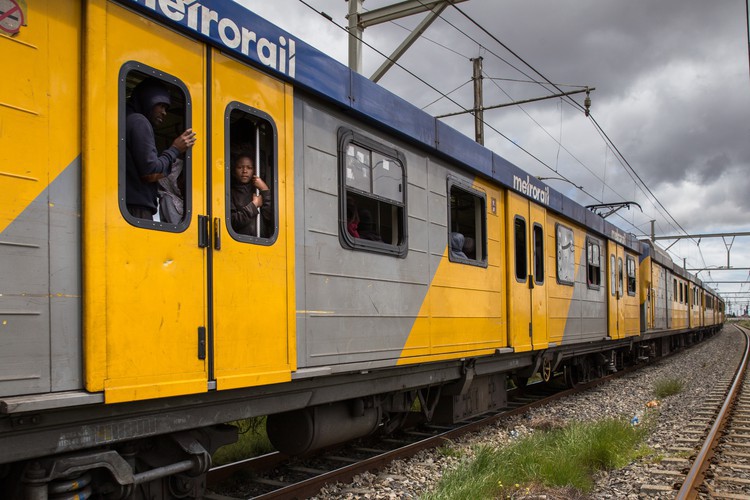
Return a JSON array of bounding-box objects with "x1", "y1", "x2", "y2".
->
[
  {"x1": 141, "y1": 0, "x2": 297, "y2": 78},
  {"x1": 513, "y1": 175, "x2": 549, "y2": 205}
]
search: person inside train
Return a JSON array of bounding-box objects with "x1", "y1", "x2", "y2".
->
[
  {"x1": 450, "y1": 232, "x2": 468, "y2": 259},
  {"x1": 463, "y1": 236, "x2": 476, "y2": 260},
  {"x1": 157, "y1": 158, "x2": 185, "y2": 223},
  {"x1": 230, "y1": 151, "x2": 272, "y2": 236},
  {"x1": 346, "y1": 196, "x2": 360, "y2": 238},
  {"x1": 125, "y1": 77, "x2": 196, "y2": 220},
  {"x1": 357, "y1": 209, "x2": 382, "y2": 241}
]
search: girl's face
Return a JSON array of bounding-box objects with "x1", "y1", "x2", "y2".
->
[{"x1": 233, "y1": 156, "x2": 254, "y2": 184}]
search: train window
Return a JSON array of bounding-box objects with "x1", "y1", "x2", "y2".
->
[
  {"x1": 338, "y1": 129, "x2": 407, "y2": 257},
  {"x1": 626, "y1": 256, "x2": 636, "y2": 296},
  {"x1": 586, "y1": 238, "x2": 601, "y2": 288},
  {"x1": 447, "y1": 181, "x2": 487, "y2": 267},
  {"x1": 617, "y1": 257, "x2": 624, "y2": 298},
  {"x1": 119, "y1": 64, "x2": 191, "y2": 230},
  {"x1": 673, "y1": 279, "x2": 678, "y2": 302},
  {"x1": 514, "y1": 217, "x2": 527, "y2": 281},
  {"x1": 556, "y1": 224, "x2": 574, "y2": 285},
  {"x1": 533, "y1": 224, "x2": 544, "y2": 284},
  {"x1": 225, "y1": 103, "x2": 278, "y2": 243},
  {"x1": 679, "y1": 282, "x2": 684, "y2": 303},
  {"x1": 610, "y1": 254, "x2": 616, "y2": 296}
]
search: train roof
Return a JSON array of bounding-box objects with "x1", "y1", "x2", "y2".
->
[{"x1": 126, "y1": 0, "x2": 641, "y2": 252}]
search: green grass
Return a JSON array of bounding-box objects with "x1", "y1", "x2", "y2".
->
[
  {"x1": 424, "y1": 418, "x2": 651, "y2": 499},
  {"x1": 212, "y1": 417, "x2": 274, "y2": 466},
  {"x1": 653, "y1": 378, "x2": 684, "y2": 399}
]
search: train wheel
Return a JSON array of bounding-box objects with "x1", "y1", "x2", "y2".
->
[
  {"x1": 541, "y1": 359, "x2": 553, "y2": 383},
  {"x1": 564, "y1": 364, "x2": 579, "y2": 388}
]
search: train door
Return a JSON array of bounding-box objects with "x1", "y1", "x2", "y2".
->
[
  {"x1": 506, "y1": 192, "x2": 547, "y2": 351},
  {"x1": 86, "y1": 3, "x2": 294, "y2": 402},
  {"x1": 85, "y1": 2, "x2": 208, "y2": 402},
  {"x1": 607, "y1": 241, "x2": 626, "y2": 339},
  {"x1": 210, "y1": 51, "x2": 294, "y2": 391}
]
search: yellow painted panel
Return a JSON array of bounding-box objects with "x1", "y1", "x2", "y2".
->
[
  {"x1": 0, "y1": 0, "x2": 81, "y2": 233},
  {"x1": 398, "y1": 179, "x2": 505, "y2": 364},
  {"x1": 85, "y1": 2, "x2": 208, "y2": 400},
  {"x1": 544, "y1": 215, "x2": 576, "y2": 344},
  {"x1": 210, "y1": 51, "x2": 294, "y2": 390}
]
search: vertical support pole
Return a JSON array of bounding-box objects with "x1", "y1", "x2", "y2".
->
[
  {"x1": 348, "y1": 0, "x2": 363, "y2": 73},
  {"x1": 472, "y1": 56, "x2": 484, "y2": 145},
  {"x1": 255, "y1": 127, "x2": 261, "y2": 238},
  {"x1": 650, "y1": 220, "x2": 655, "y2": 242}
]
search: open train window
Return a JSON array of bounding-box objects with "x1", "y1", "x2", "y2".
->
[
  {"x1": 448, "y1": 180, "x2": 487, "y2": 267},
  {"x1": 514, "y1": 217, "x2": 527, "y2": 281},
  {"x1": 119, "y1": 63, "x2": 191, "y2": 230},
  {"x1": 533, "y1": 224, "x2": 544, "y2": 285},
  {"x1": 225, "y1": 103, "x2": 278, "y2": 244},
  {"x1": 617, "y1": 257, "x2": 624, "y2": 298},
  {"x1": 556, "y1": 224, "x2": 574, "y2": 285},
  {"x1": 338, "y1": 129, "x2": 407, "y2": 257},
  {"x1": 586, "y1": 238, "x2": 601, "y2": 289},
  {"x1": 626, "y1": 255, "x2": 636, "y2": 296}
]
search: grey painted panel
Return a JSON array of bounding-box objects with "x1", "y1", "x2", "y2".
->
[
  {"x1": 0, "y1": 185, "x2": 52, "y2": 396},
  {"x1": 296, "y1": 96, "x2": 439, "y2": 369},
  {"x1": 49, "y1": 158, "x2": 82, "y2": 391}
]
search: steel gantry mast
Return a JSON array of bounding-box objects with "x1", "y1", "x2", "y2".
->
[{"x1": 346, "y1": 0, "x2": 469, "y2": 79}]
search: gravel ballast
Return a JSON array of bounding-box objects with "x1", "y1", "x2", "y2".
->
[{"x1": 313, "y1": 327, "x2": 745, "y2": 499}]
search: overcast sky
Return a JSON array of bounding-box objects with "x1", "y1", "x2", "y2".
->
[{"x1": 238, "y1": 0, "x2": 750, "y2": 312}]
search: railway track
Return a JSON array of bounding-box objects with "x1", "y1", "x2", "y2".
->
[
  {"x1": 204, "y1": 361, "x2": 660, "y2": 499},
  {"x1": 637, "y1": 324, "x2": 750, "y2": 499}
]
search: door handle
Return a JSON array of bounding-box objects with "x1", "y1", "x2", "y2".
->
[
  {"x1": 213, "y1": 217, "x2": 222, "y2": 250},
  {"x1": 198, "y1": 215, "x2": 210, "y2": 248}
]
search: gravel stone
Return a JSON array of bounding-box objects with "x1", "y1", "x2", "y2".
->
[{"x1": 311, "y1": 327, "x2": 744, "y2": 499}]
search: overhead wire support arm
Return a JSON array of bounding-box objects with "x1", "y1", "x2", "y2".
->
[
  {"x1": 434, "y1": 87, "x2": 595, "y2": 119},
  {"x1": 585, "y1": 201, "x2": 641, "y2": 219}
]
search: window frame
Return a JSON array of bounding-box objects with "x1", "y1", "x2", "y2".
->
[
  {"x1": 514, "y1": 216, "x2": 528, "y2": 282},
  {"x1": 224, "y1": 101, "x2": 279, "y2": 246},
  {"x1": 585, "y1": 237, "x2": 601, "y2": 289},
  {"x1": 533, "y1": 223, "x2": 544, "y2": 285},
  {"x1": 555, "y1": 223, "x2": 575, "y2": 286},
  {"x1": 626, "y1": 255, "x2": 636, "y2": 296},
  {"x1": 118, "y1": 61, "x2": 192, "y2": 232},
  {"x1": 610, "y1": 254, "x2": 616, "y2": 296},
  {"x1": 338, "y1": 128, "x2": 408, "y2": 257},
  {"x1": 447, "y1": 178, "x2": 488, "y2": 268}
]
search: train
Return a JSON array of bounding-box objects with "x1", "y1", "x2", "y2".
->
[{"x1": 0, "y1": 1, "x2": 724, "y2": 498}]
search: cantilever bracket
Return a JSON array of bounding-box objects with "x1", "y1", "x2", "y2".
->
[{"x1": 586, "y1": 201, "x2": 642, "y2": 219}]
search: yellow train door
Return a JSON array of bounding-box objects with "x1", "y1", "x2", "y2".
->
[
  {"x1": 607, "y1": 241, "x2": 625, "y2": 339},
  {"x1": 210, "y1": 51, "x2": 294, "y2": 391},
  {"x1": 85, "y1": 1, "x2": 208, "y2": 402},
  {"x1": 506, "y1": 192, "x2": 547, "y2": 351}
]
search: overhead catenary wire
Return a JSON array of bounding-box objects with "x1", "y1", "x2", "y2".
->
[{"x1": 294, "y1": 0, "x2": 700, "y2": 261}]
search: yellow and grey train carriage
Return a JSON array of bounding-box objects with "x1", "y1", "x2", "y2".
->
[{"x1": 0, "y1": 1, "x2": 724, "y2": 497}]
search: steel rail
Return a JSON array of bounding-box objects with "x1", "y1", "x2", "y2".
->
[{"x1": 676, "y1": 324, "x2": 750, "y2": 499}]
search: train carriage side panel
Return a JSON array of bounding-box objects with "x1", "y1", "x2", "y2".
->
[
  {"x1": 0, "y1": 1, "x2": 83, "y2": 398},
  {"x1": 545, "y1": 215, "x2": 607, "y2": 345},
  {"x1": 639, "y1": 253, "x2": 652, "y2": 332},
  {"x1": 293, "y1": 97, "x2": 506, "y2": 371}
]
